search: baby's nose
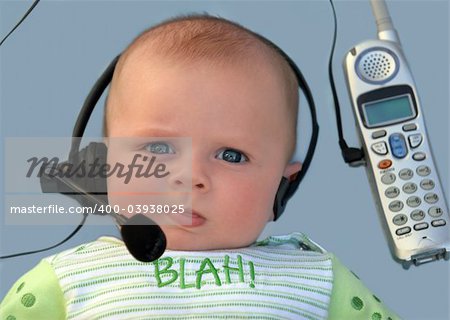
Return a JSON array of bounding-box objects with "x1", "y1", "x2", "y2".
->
[
  {"x1": 170, "y1": 172, "x2": 208, "y2": 192},
  {"x1": 191, "y1": 156, "x2": 211, "y2": 192},
  {"x1": 166, "y1": 158, "x2": 210, "y2": 192}
]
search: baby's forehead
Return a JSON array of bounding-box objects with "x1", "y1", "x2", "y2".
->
[
  {"x1": 112, "y1": 18, "x2": 294, "y2": 86},
  {"x1": 109, "y1": 47, "x2": 289, "y2": 111},
  {"x1": 110, "y1": 55, "x2": 286, "y2": 120},
  {"x1": 117, "y1": 42, "x2": 282, "y2": 83},
  {"x1": 123, "y1": 54, "x2": 279, "y2": 84},
  {"x1": 105, "y1": 16, "x2": 298, "y2": 147}
]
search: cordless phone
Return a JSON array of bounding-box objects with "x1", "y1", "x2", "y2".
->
[{"x1": 342, "y1": 0, "x2": 450, "y2": 268}]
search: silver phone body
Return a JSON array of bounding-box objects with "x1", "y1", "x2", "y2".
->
[{"x1": 343, "y1": 39, "x2": 450, "y2": 267}]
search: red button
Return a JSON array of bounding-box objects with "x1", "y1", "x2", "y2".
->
[{"x1": 378, "y1": 159, "x2": 392, "y2": 169}]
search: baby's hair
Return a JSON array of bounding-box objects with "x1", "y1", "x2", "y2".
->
[{"x1": 103, "y1": 13, "x2": 299, "y2": 162}]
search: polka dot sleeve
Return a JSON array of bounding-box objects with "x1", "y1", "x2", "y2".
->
[
  {"x1": 0, "y1": 260, "x2": 66, "y2": 320},
  {"x1": 328, "y1": 254, "x2": 401, "y2": 320}
]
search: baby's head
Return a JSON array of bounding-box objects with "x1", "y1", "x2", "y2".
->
[{"x1": 103, "y1": 15, "x2": 302, "y2": 251}]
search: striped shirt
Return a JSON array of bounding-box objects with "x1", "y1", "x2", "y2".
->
[{"x1": 1, "y1": 233, "x2": 400, "y2": 319}]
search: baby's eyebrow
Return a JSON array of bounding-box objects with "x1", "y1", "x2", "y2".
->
[{"x1": 131, "y1": 127, "x2": 182, "y2": 137}]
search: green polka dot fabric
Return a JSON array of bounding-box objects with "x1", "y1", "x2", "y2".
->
[
  {"x1": 0, "y1": 261, "x2": 66, "y2": 320},
  {"x1": 328, "y1": 255, "x2": 401, "y2": 319}
]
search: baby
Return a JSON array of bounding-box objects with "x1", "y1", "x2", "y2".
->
[{"x1": 1, "y1": 15, "x2": 399, "y2": 319}]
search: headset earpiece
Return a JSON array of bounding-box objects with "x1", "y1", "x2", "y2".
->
[
  {"x1": 40, "y1": 142, "x2": 108, "y2": 211},
  {"x1": 76, "y1": 142, "x2": 108, "y2": 198},
  {"x1": 273, "y1": 177, "x2": 290, "y2": 221}
]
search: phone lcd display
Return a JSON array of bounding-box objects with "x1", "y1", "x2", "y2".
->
[{"x1": 363, "y1": 94, "x2": 415, "y2": 127}]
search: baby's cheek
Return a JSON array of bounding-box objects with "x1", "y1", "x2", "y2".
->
[
  {"x1": 225, "y1": 184, "x2": 273, "y2": 230},
  {"x1": 237, "y1": 175, "x2": 275, "y2": 207}
]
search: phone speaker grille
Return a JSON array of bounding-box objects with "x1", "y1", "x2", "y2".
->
[{"x1": 356, "y1": 49, "x2": 398, "y2": 83}]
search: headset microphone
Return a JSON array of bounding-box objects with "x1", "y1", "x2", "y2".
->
[
  {"x1": 120, "y1": 214, "x2": 167, "y2": 263},
  {"x1": 40, "y1": 165, "x2": 167, "y2": 263}
]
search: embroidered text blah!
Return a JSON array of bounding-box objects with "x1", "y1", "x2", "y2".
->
[{"x1": 153, "y1": 255, "x2": 256, "y2": 289}]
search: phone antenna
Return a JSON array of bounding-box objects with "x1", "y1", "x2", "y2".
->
[{"x1": 370, "y1": 0, "x2": 400, "y2": 44}]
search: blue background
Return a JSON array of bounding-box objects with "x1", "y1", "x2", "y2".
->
[{"x1": 1, "y1": 1, "x2": 449, "y2": 319}]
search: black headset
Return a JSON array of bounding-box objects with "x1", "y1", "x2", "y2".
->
[
  {"x1": 63, "y1": 40, "x2": 319, "y2": 216},
  {"x1": 1, "y1": 7, "x2": 320, "y2": 263},
  {"x1": 38, "y1": 33, "x2": 319, "y2": 261}
]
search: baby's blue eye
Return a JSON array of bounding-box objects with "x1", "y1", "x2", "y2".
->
[
  {"x1": 144, "y1": 142, "x2": 175, "y2": 154},
  {"x1": 217, "y1": 148, "x2": 248, "y2": 163}
]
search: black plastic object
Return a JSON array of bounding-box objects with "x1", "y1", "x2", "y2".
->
[{"x1": 120, "y1": 214, "x2": 167, "y2": 262}]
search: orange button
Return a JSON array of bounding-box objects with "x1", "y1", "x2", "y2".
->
[{"x1": 378, "y1": 159, "x2": 392, "y2": 169}]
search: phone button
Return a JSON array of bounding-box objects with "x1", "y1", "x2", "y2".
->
[
  {"x1": 389, "y1": 133, "x2": 408, "y2": 159},
  {"x1": 431, "y1": 219, "x2": 446, "y2": 227},
  {"x1": 424, "y1": 193, "x2": 439, "y2": 204},
  {"x1": 416, "y1": 165, "x2": 431, "y2": 176},
  {"x1": 428, "y1": 206, "x2": 443, "y2": 218},
  {"x1": 372, "y1": 130, "x2": 387, "y2": 139},
  {"x1": 412, "y1": 152, "x2": 426, "y2": 161},
  {"x1": 393, "y1": 214, "x2": 408, "y2": 226},
  {"x1": 396, "y1": 226, "x2": 411, "y2": 236},
  {"x1": 378, "y1": 159, "x2": 392, "y2": 169},
  {"x1": 402, "y1": 123, "x2": 417, "y2": 132},
  {"x1": 402, "y1": 182, "x2": 418, "y2": 194},
  {"x1": 413, "y1": 222, "x2": 429, "y2": 231},
  {"x1": 372, "y1": 142, "x2": 388, "y2": 155},
  {"x1": 420, "y1": 179, "x2": 435, "y2": 190},
  {"x1": 381, "y1": 173, "x2": 396, "y2": 185},
  {"x1": 399, "y1": 168, "x2": 414, "y2": 180},
  {"x1": 385, "y1": 186, "x2": 400, "y2": 198},
  {"x1": 389, "y1": 200, "x2": 404, "y2": 212},
  {"x1": 410, "y1": 210, "x2": 425, "y2": 221},
  {"x1": 406, "y1": 196, "x2": 421, "y2": 208},
  {"x1": 408, "y1": 133, "x2": 423, "y2": 148}
]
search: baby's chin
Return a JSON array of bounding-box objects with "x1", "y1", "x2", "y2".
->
[{"x1": 164, "y1": 229, "x2": 258, "y2": 252}]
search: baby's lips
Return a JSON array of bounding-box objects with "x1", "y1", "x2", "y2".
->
[
  {"x1": 171, "y1": 208, "x2": 206, "y2": 227},
  {"x1": 179, "y1": 208, "x2": 205, "y2": 219}
]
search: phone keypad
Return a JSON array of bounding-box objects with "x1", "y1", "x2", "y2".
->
[{"x1": 371, "y1": 124, "x2": 448, "y2": 237}]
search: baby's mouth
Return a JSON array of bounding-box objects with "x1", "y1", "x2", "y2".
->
[{"x1": 171, "y1": 208, "x2": 206, "y2": 227}]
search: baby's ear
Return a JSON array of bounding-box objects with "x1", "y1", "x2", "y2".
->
[{"x1": 284, "y1": 161, "x2": 302, "y2": 182}]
